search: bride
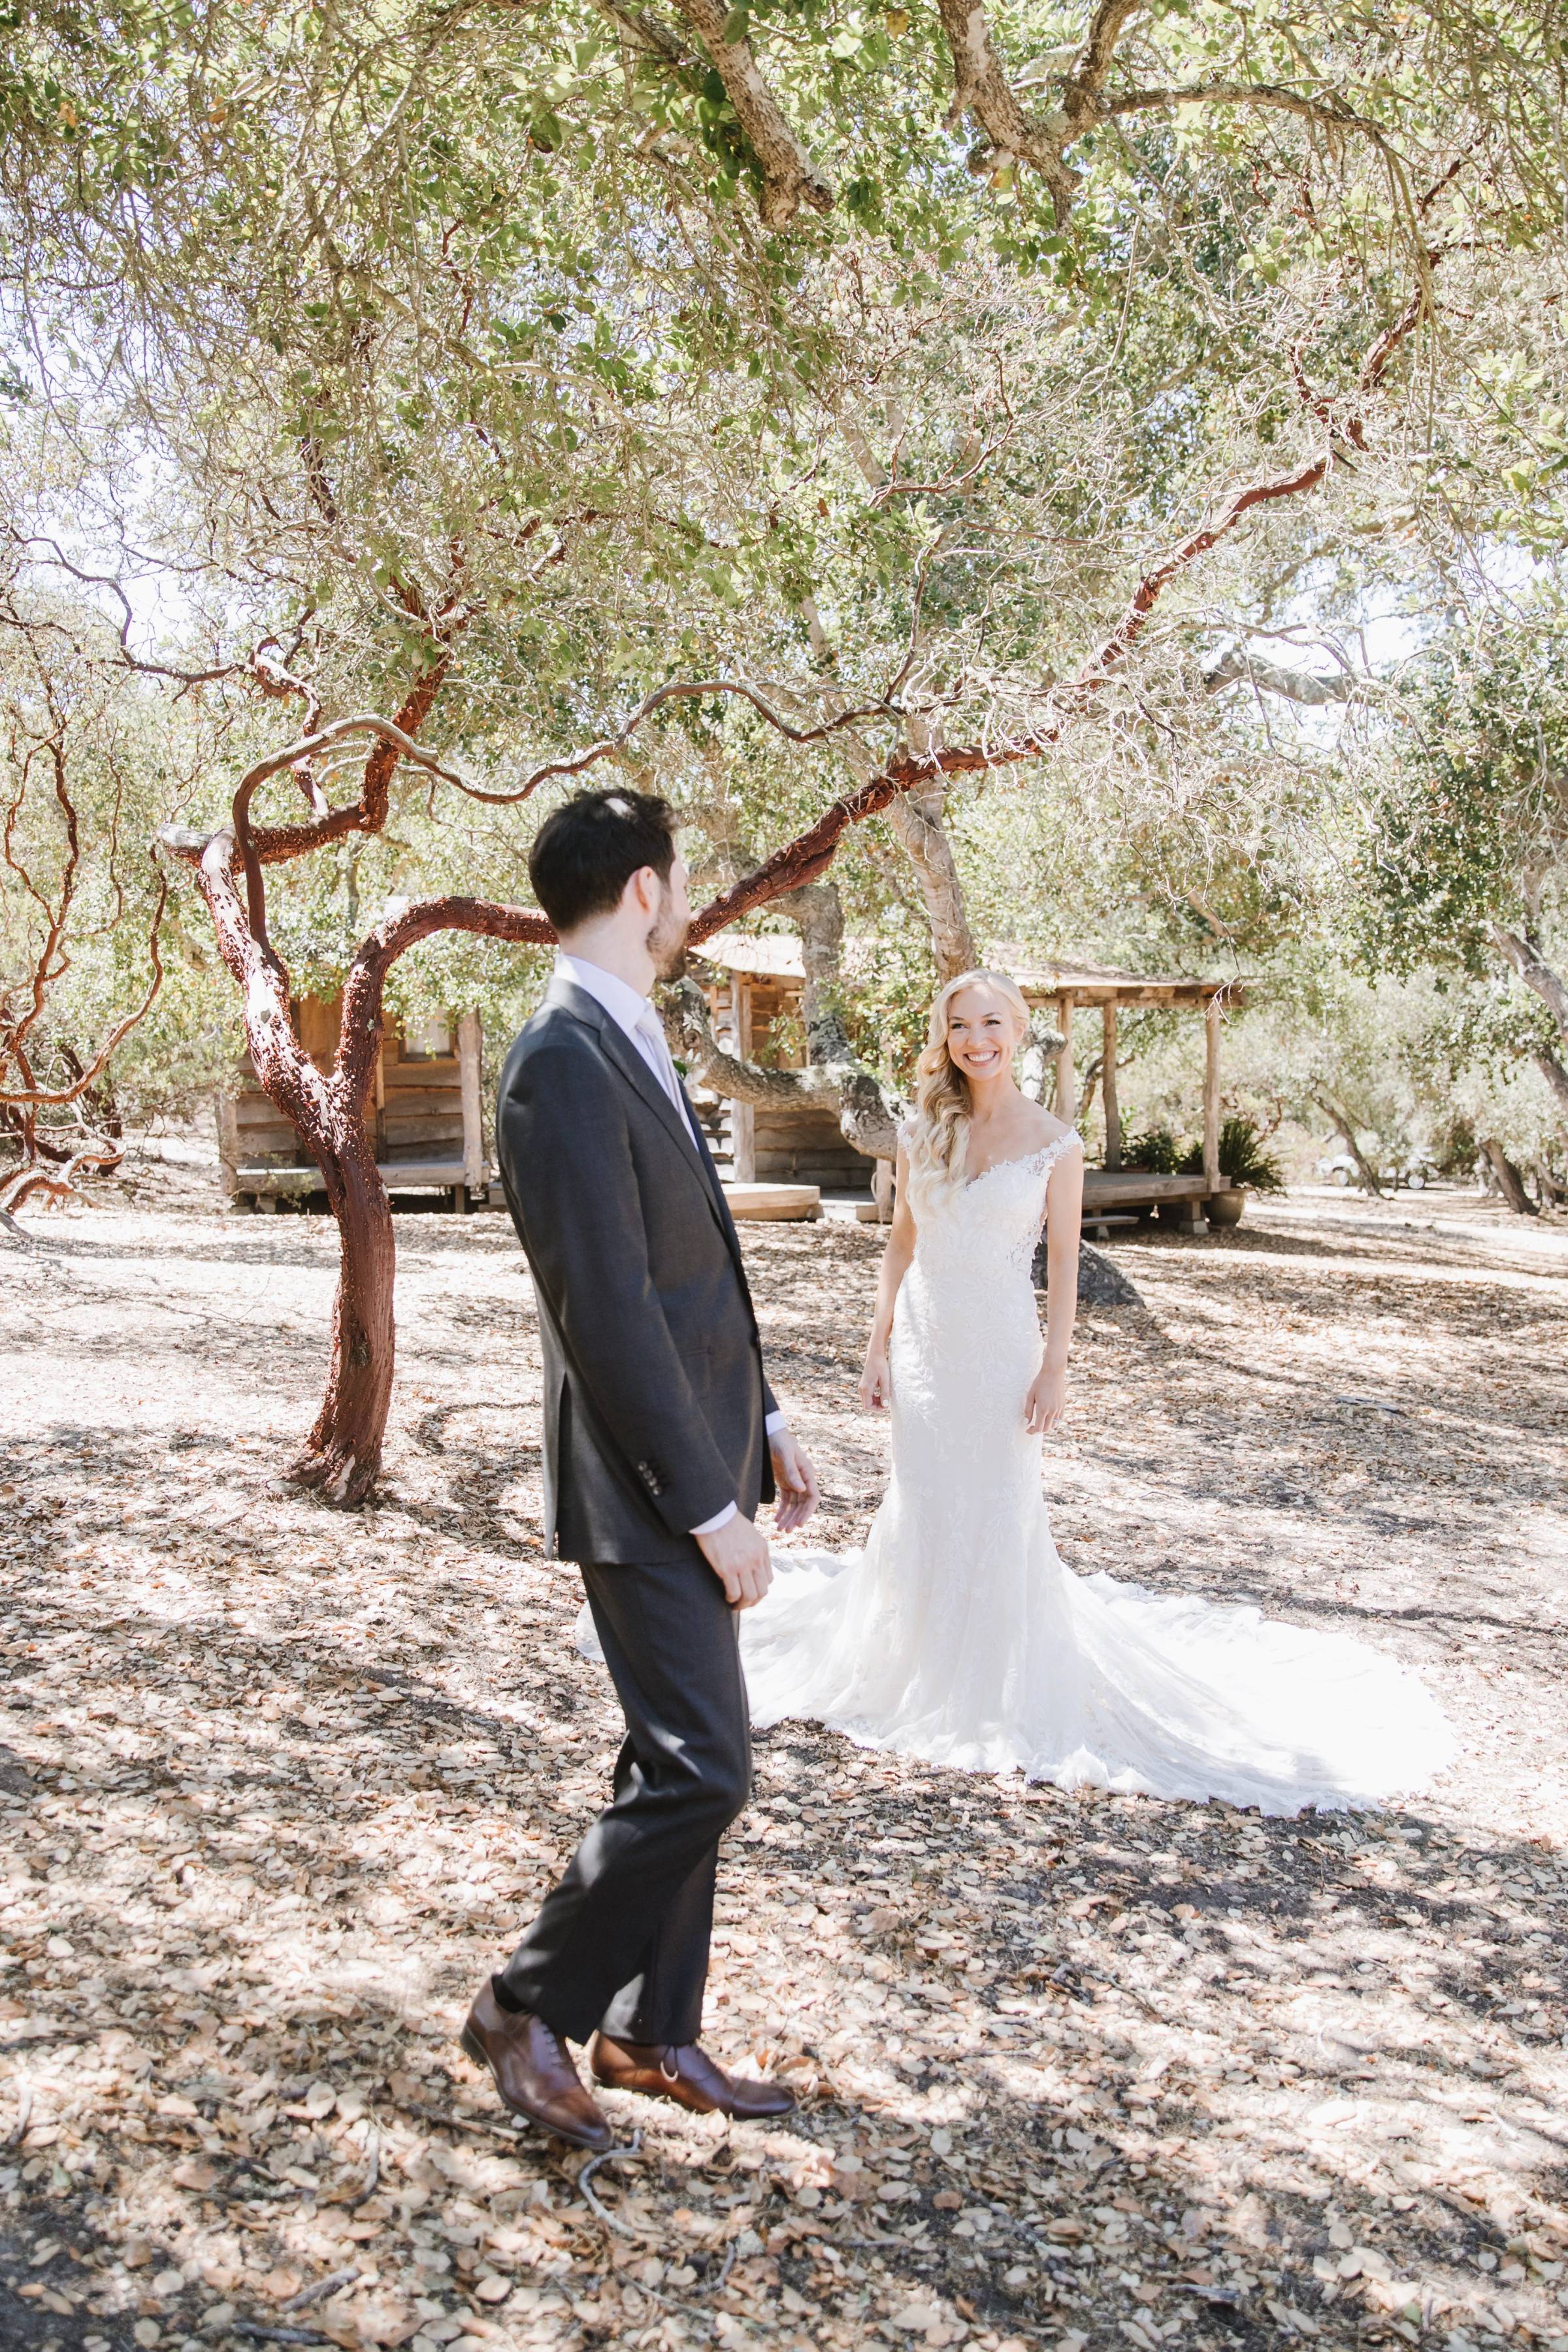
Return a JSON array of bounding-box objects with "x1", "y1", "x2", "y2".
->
[{"x1": 735, "y1": 968, "x2": 1454, "y2": 1814}]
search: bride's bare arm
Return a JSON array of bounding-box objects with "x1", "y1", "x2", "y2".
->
[
  {"x1": 859, "y1": 1142, "x2": 916, "y2": 1411},
  {"x1": 1026, "y1": 1141, "x2": 1084, "y2": 1434}
]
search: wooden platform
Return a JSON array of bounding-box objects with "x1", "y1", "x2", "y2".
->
[
  {"x1": 819, "y1": 1192, "x2": 883, "y2": 1224},
  {"x1": 723, "y1": 1181, "x2": 821, "y2": 1222},
  {"x1": 1082, "y1": 1172, "x2": 1209, "y2": 1209},
  {"x1": 1079, "y1": 1170, "x2": 1210, "y2": 1237},
  {"x1": 235, "y1": 1158, "x2": 476, "y2": 1209}
]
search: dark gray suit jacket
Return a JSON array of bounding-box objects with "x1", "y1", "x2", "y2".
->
[{"x1": 496, "y1": 973, "x2": 779, "y2": 1565}]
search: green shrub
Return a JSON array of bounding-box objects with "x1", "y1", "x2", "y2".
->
[
  {"x1": 1180, "y1": 1114, "x2": 1284, "y2": 1190},
  {"x1": 1124, "y1": 1124, "x2": 1185, "y2": 1173}
]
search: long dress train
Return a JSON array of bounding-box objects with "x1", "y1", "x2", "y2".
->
[{"x1": 734, "y1": 1134, "x2": 1454, "y2": 1816}]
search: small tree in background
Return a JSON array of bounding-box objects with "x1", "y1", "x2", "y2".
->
[{"x1": 0, "y1": 618, "x2": 168, "y2": 1223}]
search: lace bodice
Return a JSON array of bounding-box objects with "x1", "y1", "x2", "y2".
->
[{"x1": 905, "y1": 1129, "x2": 1082, "y2": 1283}]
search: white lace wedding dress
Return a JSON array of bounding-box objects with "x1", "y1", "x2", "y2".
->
[{"x1": 732, "y1": 1132, "x2": 1455, "y2": 1814}]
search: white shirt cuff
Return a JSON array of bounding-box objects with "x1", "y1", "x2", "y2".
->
[
  {"x1": 691, "y1": 1500, "x2": 738, "y2": 1537},
  {"x1": 764, "y1": 1411, "x2": 787, "y2": 1437}
]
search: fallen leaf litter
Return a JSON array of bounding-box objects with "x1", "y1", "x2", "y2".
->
[{"x1": 0, "y1": 1169, "x2": 1565, "y2": 2352}]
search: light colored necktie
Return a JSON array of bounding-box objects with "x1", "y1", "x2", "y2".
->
[{"x1": 634, "y1": 1005, "x2": 694, "y2": 1138}]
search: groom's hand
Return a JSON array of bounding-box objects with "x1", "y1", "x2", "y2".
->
[
  {"x1": 696, "y1": 1513, "x2": 774, "y2": 1610},
  {"x1": 770, "y1": 1428, "x2": 821, "y2": 1533}
]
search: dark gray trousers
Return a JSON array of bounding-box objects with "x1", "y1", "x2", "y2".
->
[{"x1": 498, "y1": 1550, "x2": 751, "y2": 2046}]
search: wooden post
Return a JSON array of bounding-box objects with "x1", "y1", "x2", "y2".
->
[
  {"x1": 1202, "y1": 991, "x2": 1222, "y2": 1192},
  {"x1": 731, "y1": 976, "x2": 756, "y2": 1183},
  {"x1": 1101, "y1": 1000, "x2": 1120, "y2": 1169},
  {"x1": 1053, "y1": 992, "x2": 1075, "y2": 1122},
  {"x1": 216, "y1": 1088, "x2": 240, "y2": 1196},
  {"x1": 457, "y1": 1007, "x2": 485, "y2": 1199}
]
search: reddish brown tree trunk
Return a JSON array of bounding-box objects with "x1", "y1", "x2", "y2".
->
[
  {"x1": 184, "y1": 820, "x2": 554, "y2": 1507},
  {"x1": 293, "y1": 1112, "x2": 397, "y2": 1503},
  {"x1": 193, "y1": 832, "x2": 403, "y2": 1505}
]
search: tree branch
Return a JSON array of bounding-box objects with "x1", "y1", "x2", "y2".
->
[
  {"x1": 1103, "y1": 80, "x2": 1394, "y2": 154},
  {"x1": 166, "y1": 679, "x2": 898, "y2": 878},
  {"x1": 1201, "y1": 646, "x2": 1360, "y2": 705},
  {"x1": 1532, "y1": 1045, "x2": 1568, "y2": 1126},
  {"x1": 886, "y1": 787, "x2": 979, "y2": 980},
  {"x1": 664, "y1": 975, "x2": 900, "y2": 1160},
  {"x1": 693, "y1": 446, "x2": 1338, "y2": 936},
  {"x1": 1492, "y1": 923, "x2": 1568, "y2": 1045},
  {"x1": 336, "y1": 895, "x2": 552, "y2": 1113},
  {"x1": 936, "y1": 0, "x2": 1116, "y2": 216},
  {"x1": 937, "y1": 0, "x2": 1404, "y2": 219},
  {"x1": 1, "y1": 712, "x2": 169, "y2": 1112},
  {"x1": 696, "y1": 292, "x2": 1429, "y2": 936},
  {"x1": 0, "y1": 864, "x2": 166, "y2": 1107},
  {"x1": 0, "y1": 1144, "x2": 123, "y2": 1217},
  {"x1": 668, "y1": 0, "x2": 834, "y2": 226}
]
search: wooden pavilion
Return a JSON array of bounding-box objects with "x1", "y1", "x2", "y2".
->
[
  {"x1": 1002, "y1": 951, "x2": 1245, "y2": 1236},
  {"x1": 693, "y1": 933, "x2": 1244, "y2": 1234},
  {"x1": 218, "y1": 997, "x2": 489, "y2": 1212}
]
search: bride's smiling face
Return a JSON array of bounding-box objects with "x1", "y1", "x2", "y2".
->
[{"x1": 945, "y1": 985, "x2": 1021, "y2": 1085}]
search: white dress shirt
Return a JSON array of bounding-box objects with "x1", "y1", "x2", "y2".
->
[{"x1": 555, "y1": 952, "x2": 785, "y2": 1536}]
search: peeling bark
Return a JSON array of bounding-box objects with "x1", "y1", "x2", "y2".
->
[
  {"x1": 669, "y1": 0, "x2": 834, "y2": 226},
  {"x1": 189, "y1": 830, "x2": 392, "y2": 1503},
  {"x1": 887, "y1": 787, "x2": 979, "y2": 982},
  {"x1": 180, "y1": 824, "x2": 552, "y2": 1506}
]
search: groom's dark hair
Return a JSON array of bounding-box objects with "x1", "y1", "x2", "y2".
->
[{"x1": 529, "y1": 789, "x2": 678, "y2": 934}]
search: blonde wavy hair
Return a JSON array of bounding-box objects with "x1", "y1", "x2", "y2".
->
[{"x1": 906, "y1": 969, "x2": 1032, "y2": 1192}]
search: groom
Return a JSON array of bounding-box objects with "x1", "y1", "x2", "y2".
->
[{"x1": 463, "y1": 789, "x2": 821, "y2": 2151}]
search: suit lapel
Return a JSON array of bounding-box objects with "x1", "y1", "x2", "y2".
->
[
  {"x1": 546, "y1": 975, "x2": 728, "y2": 1235},
  {"x1": 684, "y1": 1086, "x2": 753, "y2": 1278}
]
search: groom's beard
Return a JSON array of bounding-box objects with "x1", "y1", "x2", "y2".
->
[{"x1": 645, "y1": 888, "x2": 689, "y2": 980}]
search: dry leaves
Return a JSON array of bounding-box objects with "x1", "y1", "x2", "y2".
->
[{"x1": 0, "y1": 1171, "x2": 1566, "y2": 2352}]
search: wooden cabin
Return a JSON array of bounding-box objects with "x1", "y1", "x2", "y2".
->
[
  {"x1": 218, "y1": 996, "x2": 489, "y2": 1212},
  {"x1": 691, "y1": 934, "x2": 879, "y2": 1204},
  {"x1": 693, "y1": 933, "x2": 1245, "y2": 1235}
]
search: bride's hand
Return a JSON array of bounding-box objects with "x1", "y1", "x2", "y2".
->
[
  {"x1": 1025, "y1": 1363, "x2": 1068, "y2": 1435},
  {"x1": 859, "y1": 1345, "x2": 891, "y2": 1413}
]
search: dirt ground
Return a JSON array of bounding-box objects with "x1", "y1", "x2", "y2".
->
[{"x1": 2, "y1": 1147, "x2": 1567, "y2": 2352}]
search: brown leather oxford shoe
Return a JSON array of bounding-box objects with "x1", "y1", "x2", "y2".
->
[
  {"x1": 587, "y1": 2031, "x2": 796, "y2": 2119},
  {"x1": 461, "y1": 1982, "x2": 612, "y2": 2151}
]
